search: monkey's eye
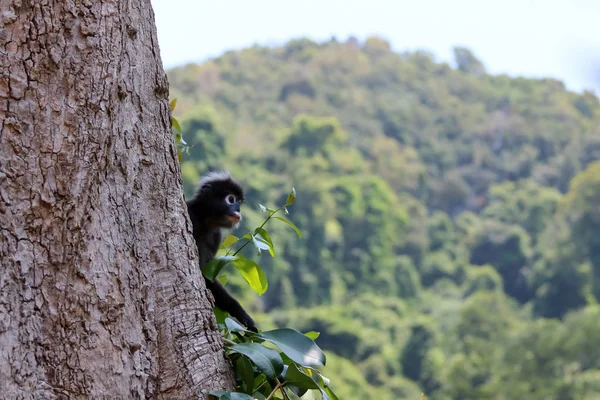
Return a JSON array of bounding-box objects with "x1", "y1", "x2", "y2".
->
[{"x1": 225, "y1": 194, "x2": 236, "y2": 205}]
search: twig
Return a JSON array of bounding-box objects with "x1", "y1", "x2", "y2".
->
[
  {"x1": 265, "y1": 381, "x2": 283, "y2": 400},
  {"x1": 233, "y1": 206, "x2": 282, "y2": 256},
  {"x1": 277, "y1": 378, "x2": 290, "y2": 400}
]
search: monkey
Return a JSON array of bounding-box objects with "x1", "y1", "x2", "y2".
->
[{"x1": 186, "y1": 170, "x2": 258, "y2": 332}]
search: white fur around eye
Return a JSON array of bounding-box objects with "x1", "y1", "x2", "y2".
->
[{"x1": 225, "y1": 194, "x2": 236, "y2": 205}]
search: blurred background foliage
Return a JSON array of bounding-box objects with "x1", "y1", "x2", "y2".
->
[{"x1": 168, "y1": 37, "x2": 600, "y2": 399}]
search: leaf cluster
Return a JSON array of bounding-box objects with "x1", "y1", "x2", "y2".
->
[{"x1": 204, "y1": 190, "x2": 339, "y2": 400}]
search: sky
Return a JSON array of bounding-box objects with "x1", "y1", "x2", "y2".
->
[{"x1": 150, "y1": 0, "x2": 600, "y2": 94}]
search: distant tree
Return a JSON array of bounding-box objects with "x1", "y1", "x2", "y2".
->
[
  {"x1": 279, "y1": 79, "x2": 317, "y2": 101},
  {"x1": 364, "y1": 36, "x2": 392, "y2": 56},
  {"x1": 427, "y1": 211, "x2": 456, "y2": 252},
  {"x1": 455, "y1": 292, "x2": 514, "y2": 343},
  {"x1": 482, "y1": 180, "x2": 561, "y2": 242},
  {"x1": 561, "y1": 161, "x2": 600, "y2": 300},
  {"x1": 429, "y1": 173, "x2": 471, "y2": 216},
  {"x1": 400, "y1": 319, "x2": 437, "y2": 382},
  {"x1": 469, "y1": 221, "x2": 532, "y2": 302},
  {"x1": 463, "y1": 265, "x2": 504, "y2": 297},
  {"x1": 282, "y1": 114, "x2": 347, "y2": 157},
  {"x1": 421, "y1": 251, "x2": 459, "y2": 287},
  {"x1": 453, "y1": 47, "x2": 487, "y2": 76},
  {"x1": 531, "y1": 257, "x2": 593, "y2": 318}
]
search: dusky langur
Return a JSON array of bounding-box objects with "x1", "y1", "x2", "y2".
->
[{"x1": 187, "y1": 171, "x2": 257, "y2": 332}]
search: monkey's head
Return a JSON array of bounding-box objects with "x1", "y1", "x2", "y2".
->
[{"x1": 189, "y1": 171, "x2": 245, "y2": 230}]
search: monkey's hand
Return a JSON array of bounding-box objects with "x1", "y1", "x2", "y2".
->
[
  {"x1": 205, "y1": 277, "x2": 259, "y2": 332},
  {"x1": 235, "y1": 310, "x2": 258, "y2": 333}
]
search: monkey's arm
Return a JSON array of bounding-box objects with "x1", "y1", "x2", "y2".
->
[{"x1": 204, "y1": 277, "x2": 258, "y2": 332}]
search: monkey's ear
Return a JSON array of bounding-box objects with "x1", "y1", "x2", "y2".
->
[
  {"x1": 194, "y1": 182, "x2": 212, "y2": 197},
  {"x1": 199, "y1": 183, "x2": 211, "y2": 191}
]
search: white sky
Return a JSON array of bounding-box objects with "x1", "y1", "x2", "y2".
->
[{"x1": 150, "y1": 0, "x2": 600, "y2": 94}]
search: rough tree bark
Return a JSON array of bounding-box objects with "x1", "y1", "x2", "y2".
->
[{"x1": 0, "y1": 0, "x2": 235, "y2": 398}]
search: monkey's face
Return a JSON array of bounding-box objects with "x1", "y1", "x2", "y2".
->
[
  {"x1": 220, "y1": 193, "x2": 243, "y2": 229},
  {"x1": 202, "y1": 191, "x2": 243, "y2": 230},
  {"x1": 189, "y1": 172, "x2": 245, "y2": 230}
]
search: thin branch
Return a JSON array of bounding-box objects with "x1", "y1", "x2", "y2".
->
[
  {"x1": 233, "y1": 206, "x2": 282, "y2": 256},
  {"x1": 277, "y1": 378, "x2": 290, "y2": 400},
  {"x1": 265, "y1": 379, "x2": 285, "y2": 400}
]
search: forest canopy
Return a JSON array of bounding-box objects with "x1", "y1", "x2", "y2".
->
[{"x1": 167, "y1": 37, "x2": 600, "y2": 399}]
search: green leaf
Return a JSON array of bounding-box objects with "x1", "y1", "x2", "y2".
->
[
  {"x1": 232, "y1": 254, "x2": 268, "y2": 295},
  {"x1": 274, "y1": 216, "x2": 302, "y2": 238},
  {"x1": 217, "y1": 274, "x2": 228, "y2": 286},
  {"x1": 284, "y1": 387, "x2": 303, "y2": 400},
  {"x1": 236, "y1": 356, "x2": 255, "y2": 394},
  {"x1": 253, "y1": 374, "x2": 270, "y2": 398},
  {"x1": 229, "y1": 343, "x2": 284, "y2": 379},
  {"x1": 251, "y1": 234, "x2": 271, "y2": 255},
  {"x1": 282, "y1": 365, "x2": 339, "y2": 399},
  {"x1": 203, "y1": 256, "x2": 237, "y2": 281},
  {"x1": 255, "y1": 228, "x2": 274, "y2": 246},
  {"x1": 257, "y1": 328, "x2": 326, "y2": 367},
  {"x1": 279, "y1": 352, "x2": 295, "y2": 366},
  {"x1": 309, "y1": 369, "x2": 339, "y2": 400},
  {"x1": 252, "y1": 392, "x2": 267, "y2": 400},
  {"x1": 258, "y1": 203, "x2": 267, "y2": 212},
  {"x1": 214, "y1": 307, "x2": 228, "y2": 325},
  {"x1": 286, "y1": 187, "x2": 296, "y2": 206},
  {"x1": 304, "y1": 331, "x2": 320, "y2": 340},
  {"x1": 221, "y1": 234, "x2": 240, "y2": 249},
  {"x1": 282, "y1": 364, "x2": 319, "y2": 389},
  {"x1": 295, "y1": 368, "x2": 338, "y2": 400},
  {"x1": 225, "y1": 317, "x2": 248, "y2": 333},
  {"x1": 322, "y1": 385, "x2": 340, "y2": 400},
  {"x1": 255, "y1": 228, "x2": 275, "y2": 257},
  {"x1": 208, "y1": 390, "x2": 256, "y2": 400},
  {"x1": 172, "y1": 117, "x2": 182, "y2": 132},
  {"x1": 169, "y1": 98, "x2": 177, "y2": 111}
]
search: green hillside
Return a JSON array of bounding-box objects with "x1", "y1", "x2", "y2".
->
[{"x1": 168, "y1": 37, "x2": 600, "y2": 399}]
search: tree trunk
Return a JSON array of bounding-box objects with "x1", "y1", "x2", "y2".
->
[{"x1": 0, "y1": 1, "x2": 235, "y2": 398}]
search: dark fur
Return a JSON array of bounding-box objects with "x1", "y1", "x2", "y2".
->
[{"x1": 187, "y1": 171, "x2": 257, "y2": 332}]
